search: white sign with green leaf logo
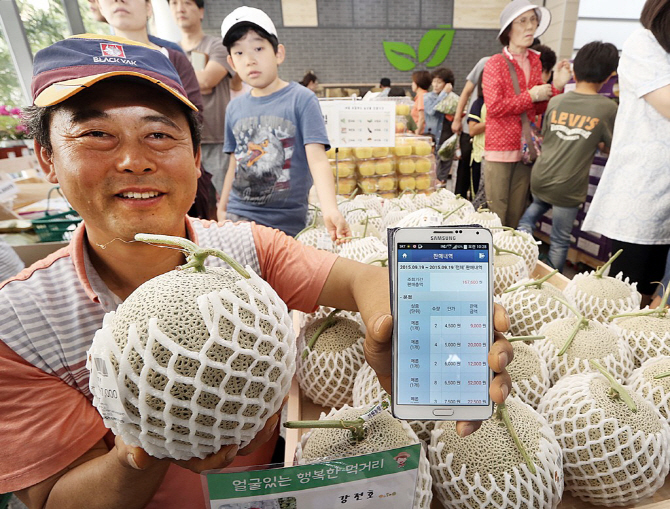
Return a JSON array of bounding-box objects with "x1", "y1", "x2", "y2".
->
[{"x1": 384, "y1": 25, "x2": 455, "y2": 71}]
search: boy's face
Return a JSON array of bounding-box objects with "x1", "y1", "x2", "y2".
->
[{"x1": 227, "y1": 31, "x2": 285, "y2": 90}]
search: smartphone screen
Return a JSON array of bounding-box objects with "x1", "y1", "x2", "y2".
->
[{"x1": 390, "y1": 227, "x2": 494, "y2": 421}]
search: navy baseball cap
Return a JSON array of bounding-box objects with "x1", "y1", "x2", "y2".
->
[{"x1": 31, "y1": 34, "x2": 197, "y2": 110}]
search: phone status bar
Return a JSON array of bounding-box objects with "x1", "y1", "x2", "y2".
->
[{"x1": 397, "y1": 243, "x2": 489, "y2": 250}]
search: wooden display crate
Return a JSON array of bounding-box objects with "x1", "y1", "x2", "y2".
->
[{"x1": 284, "y1": 262, "x2": 670, "y2": 508}]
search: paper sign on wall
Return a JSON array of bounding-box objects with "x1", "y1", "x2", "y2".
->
[
  {"x1": 319, "y1": 100, "x2": 396, "y2": 149},
  {"x1": 205, "y1": 444, "x2": 421, "y2": 509}
]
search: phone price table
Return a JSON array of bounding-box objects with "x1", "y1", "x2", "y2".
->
[{"x1": 397, "y1": 261, "x2": 490, "y2": 406}]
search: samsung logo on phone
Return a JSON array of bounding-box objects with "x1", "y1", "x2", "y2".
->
[{"x1": 431, "y1": 235, "x2": 456, "y2": 241}]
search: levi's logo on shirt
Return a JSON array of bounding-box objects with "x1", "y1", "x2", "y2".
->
[{"x1": 549, "y1": 110, "x2": 600, "y2": 141}]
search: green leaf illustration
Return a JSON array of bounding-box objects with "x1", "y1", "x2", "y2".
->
[
  {"x1": 418, "y1": 25, "x2": 455, "y2": 67},
  {"x1": 383, "y1": 41, "x2": 417, "y2": 71}
]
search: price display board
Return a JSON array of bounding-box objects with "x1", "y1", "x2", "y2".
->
[{"x1": 319, "y1": 100, "x2": 396, "y2": 148}]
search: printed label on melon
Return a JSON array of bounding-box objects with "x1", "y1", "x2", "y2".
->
[
  {"x1": 317, "y1": 232, "x2": 334, "y2": 251},
  {"x1": 87, "y1": 353, "x2": 130, "y2": 423}
]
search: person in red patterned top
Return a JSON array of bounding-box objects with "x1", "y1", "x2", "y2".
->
[{"x1": 482, "y1": 0, "x2": 571, "y2": 228}]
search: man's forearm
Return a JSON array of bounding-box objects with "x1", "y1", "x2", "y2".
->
[{"x1": 217, "y1": 155, "x2": 236, "y2": 219}]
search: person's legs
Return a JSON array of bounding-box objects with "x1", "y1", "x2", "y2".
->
[
  {"x1": 454, "y1": 133, "x2": 472, "y2": 195},
  {"x1": 610, "y1": 241, "x2": 670, "y2": 307},
  {"x1": 506, "y1": 162, "x2": 532, "y2": 228},
  {"x1": 547, "y1": 204, "x2": 579, "y2": 272},
  {"x1": 471, "y1": 160, "x2": 481, "y2": 199},
  {"x1": 483, "y1": 161, "x2": 513, "y2": 223},
  {"x1": 518, "y1": 194, "x2": 551, "y2": 235}
]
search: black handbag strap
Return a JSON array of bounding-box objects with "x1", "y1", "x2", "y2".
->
[{"x1": 504, "y1": 56, "x2": 537, "y2": 161}]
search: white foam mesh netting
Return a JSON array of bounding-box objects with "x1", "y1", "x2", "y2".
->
[
  {"x1": 294, "y1": 405, "x2": 433, "y2": 509},
  {"x1": 494, "y1": 254, "x2": 528, "y2": 296},
  {"x1": 533, "y1": 318, "x2": 633, "y2": 383},
  {"x1": 296, "y1": 315, "x2": 366, "y2": 408},
  {"x1": 429, "y1": 188, "x2": 456, "y2": 207},
  {"x1": 399, "y1": 192, "x2": 431, "y2": 212},
  {"x1": 629, "y1": 356, "x2": 670, "y2": 420},
  {"x1": 351, "y1": 194, "x2": 384, "y2": 215},
  {"x1": 462, "y1": 211, "x2": 503, "y2": 230},
  {"x1": 493, "y1": 230, "x2": 540, "y2": 275},
  {"x1": 337, "y1": 236, "x2": 387, "y2": 263},
  {"x1": 507, "y1": 341, "x2": 552, "y2": 409},
  {"x1": 497, "y1": 280, "x2": 570, "y2": 337},
  {"x1": 344, "y1": 209, "x2": 384, "y2": 234},
  {"x1": 294, "y1": 226, "x2": 336, "y2": 252},
  {"x1": 537, "y1": 372, "x2": 670, "y2": 506},
  {"x1": 428, "y1": 397, "x2": 564, "y2": 509},
  {"x1": 433, "y1": 198, "x2": 475, "y2": 219},
  {"x1": 394, "y1": 208, "x2": 446, "y2": 228},
  {"x1": 88, "y1": 267, "x2": 295, "y2": 460},
  {"x1": 563, "y1": 271, "x2": 641, "y2": 322},
  {"x1": 611, "y1": 314, "x2": 670, "y2": 368},
  {"x1": 352, "y1": 363, "x2": 435, "y2": 444}
]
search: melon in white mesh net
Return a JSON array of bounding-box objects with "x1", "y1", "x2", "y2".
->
[
  {"x1": 563, "y1": 270, "x2": 641, "y2": 322},
  {"x1": 534, "y1": 317, "x2": 634, "y2": 385},
  {"x1": 344, "y1": 208, "x2": 383, "y2": 236},
  {"x1": 394, "y1": 207, "x2": 445, "y2": 228},
  {"x1": 399, "y1": 192, "x2": 431, "y2": 212},
  {"x1": 305, "y1": 205, "x2": 324, "y2": 229},
  {"x1": 433, "y1": 196, "x2": 475, "y2": 220},
  {"x1": 380, "y1": 197, "x2": 404, "y2": 218},
  {"x1": 493, "y1": 229, "x2": 540, "y2": 274},
  {"x1": 629, "y1": 356, "x2": 670, "y2": 420},
  {"x1": 297, "y1": 306, "x2": 366, "y2": 334},
  {"x1": 337, "y1": 236, "x2": 387, "y2": 263},
  {"x1": 537, "y1": 371, "x2": 670, "y2": 506},
  {"x1": 497, "y1": 278, "x2": 570, "y2": 337},
  {"x1": 295, "y1": 405, "x2": 433, "y2": 509},
  {"x1": 296, "y1": 313, "x2": 366, "y2": 408},
  {"x1": 87, "y1": 266, "x2": 295, "y2": 460},
  {"x1": 429, "y1": 396, "x2": 563, "y2": 509},
  {"x1": 351, "y1": 194, "x2": 384, "y2": 215},
  {"x1": 294, "y1": 225, "x2": 336, "y2": 252},
  {"x1": 429, "y1": 188, "x2": 456, "y2": 207},
  {"x1": 507, "y1": 340, "x2": 551, "y2": 409},
  {"x1": 493, "y1": 252, "x2": 528, "y2": 296},
  {"x1": 462, "y1": 210, "x2": 503, "y2": 230},
  {"x1": 611, "y1": 311, "x2": 670, "y2": 368},
  {"x1": 352, "y1": 362, "x2": 435, "y2": 444}
]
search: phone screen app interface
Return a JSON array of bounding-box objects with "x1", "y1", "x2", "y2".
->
[{"x1": 396, "y1": 243, "x2": 490, "y2": 406}]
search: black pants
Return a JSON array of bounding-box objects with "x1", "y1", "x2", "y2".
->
[
  {"x1": 610, "y1": 240, "x2": 670, "y2": 295},
  {"x1": 455, "y1": 132, "x2": 473, "y2": 198}
]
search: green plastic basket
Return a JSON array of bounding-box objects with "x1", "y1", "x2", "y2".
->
[{"x1": 31, "y1": 187, "x2": 82, "y2": 242}]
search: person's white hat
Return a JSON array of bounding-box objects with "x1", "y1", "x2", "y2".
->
[
  {"x1": 498, "y1": 0, "x2": 551, "y2": 40},
  {"x1": 221, "y1": 6, "x2": 278, "y2": 46}
]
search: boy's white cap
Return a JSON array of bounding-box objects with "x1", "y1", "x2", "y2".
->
[
  {"x1": 498, "y1": 0, "x2": 551, "y2": 40},
  {"x1": 221, "y1": 6, "x2": 278, "y2": 46}
]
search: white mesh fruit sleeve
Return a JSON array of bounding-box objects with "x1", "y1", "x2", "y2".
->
[
  {"x1": 537, "y1": 372, "x2": 670, "y2": 506},
  {"x1": 493, "y1": 230, "x2": 540, "y2": 275},
  {"x1": 497, "y1": 282, "x2": 570, "y2": 337},
  {"x1": 564, "y1": 271, "x2": 641, "y2": 322},
  {"x1": 494, "y1": 256, "x2": 528, "y2": 296},
  {"x1": 629, "y1": 356, "x2": 670, "y2": 420},
  {"x1": 88, "y1": 267, "x2": 295, "y2": 460}
]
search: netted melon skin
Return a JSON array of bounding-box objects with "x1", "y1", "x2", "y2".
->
[
  {"x1": 493, "y1": 230, "x2": 540, "y2": 275},
  {"x1": 497, "y1": 280, "x2": 569, "y2": 337},
  {"x1": 629, "y1": 356, "x2": 670, "y2": 420},
  {"x1": 612, "y1": 313, "x2": 670, "y2": 368},
  {"x1": 537, "y1": 373, "x2": 670, "y2": 506},
  {"x1": 352, "y1": 363, "x2": 435, "y2": 444},
  {"x1": 337, "y1": 236, "x2": 387, "y2": 263},
  {"x1": 494, "y1": 254, "x2": 528, "y2": 296},
  {"x1": 395, "y1": 208, "x2": 446, "y2": 228},
  {"x1": 534, "y1": 318, "x2": 634, "y2": 385},
  {"x1": 295, "y1": 226, "x2": 335, "y2": 252},
  {"x1": 87, "y1": 267, "x2": 295, "y2": 460},
  {"x1": 295, "y1": 405, "x2": 433, "y2": 509},
  {"x1": 429, "y1": 188, "x2": 456, "y2": 207},
  {"x1": 429, "y1": 396, "x2": 563, "y2": 509},
  {"x1": 564, "y1": 271, "x2": 641, "y2": 322},
  {"x1": 507, "y1": 341, "x2": 551, "y2": 409},
  {"x1": 296, "y1": 315, "x2": 366, "y2": 408},
  {"x1": 462, "y1": 211, "x2": 502, "y2": 230}
]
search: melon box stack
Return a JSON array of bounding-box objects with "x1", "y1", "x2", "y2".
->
[{"x1": 328, "y1": 133, "x2": 437, "y2": 199}]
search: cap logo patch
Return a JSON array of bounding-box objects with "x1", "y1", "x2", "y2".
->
[{"x1": 101, "y1": 43, "x2": 125, "y2": 58}]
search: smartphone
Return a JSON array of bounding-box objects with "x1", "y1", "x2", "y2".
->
[{"x1": 388, "y1": 226, "x2": 494, "y2": 421}]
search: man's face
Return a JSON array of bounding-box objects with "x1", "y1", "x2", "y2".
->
[
  {"x1": 227, "y1": 31, "x2": 284, "y2": 89},
  {"x1": 37, "y1": 81, "x2": 200, "y2": 244},
  {"x1": 169, "y1": 0, "x2": 203, "y2": 30}
]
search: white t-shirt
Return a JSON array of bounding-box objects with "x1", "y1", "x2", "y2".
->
[{"x1": 582, "y1": 28, "x2": 670, "y2": 244}]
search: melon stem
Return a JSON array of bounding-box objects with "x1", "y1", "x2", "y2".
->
[
  {"x1": 399, "y1": 188, "x2": 417, "y2": 198},
  {"x1": 610, "y1": 284, "x2": 670, "y2": 320},
  {"x1": 284, "y1": 418, "x2": 366, "y2": 442},
  {"x1": 134, "y1": 234, "x2": 250, "y2": 278},
  {"x1": 508, "y1": 335, "x2": 545, "y2": 342},
  {"x1": 589, "y1": 360, "x2": 637, "y2": 412},
  {"x1": 504, "y1": 270, "x2": 559, "y2": 293},
  {"x1": 495, "y1": 403, "x2": 537, "y2": 474},
  {"x1": 302, "y1": 309, "x2": 341, "y2": 359},
  {"x1": 654, "y1": 370, "x2": 670, "y2": 380},
  {"x1": 295, "y1": 210, "x2": 320, "y2": 239},
  {"x1": 367, "y1": 258, "x2": 388, "y2": 267},
  {"x1": 594, "y1": 249, "x2": 623, "y2": 279},
  {"x1": 493, "y1": 244, "x2": 523, "y2": 258}
]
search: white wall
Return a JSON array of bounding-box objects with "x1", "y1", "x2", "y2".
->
[{"x1": 573, "y1": 0, "x2": 645, "y2": 53}]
